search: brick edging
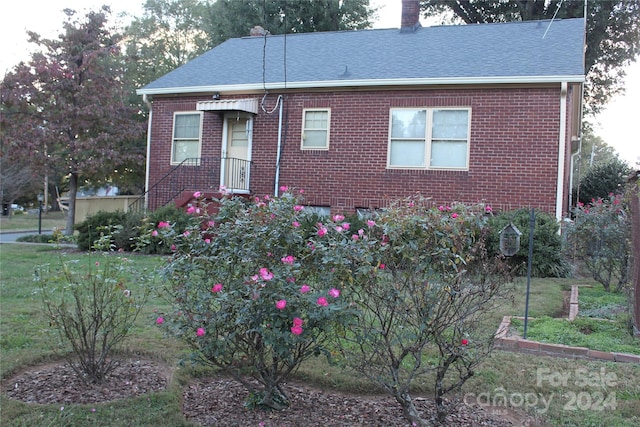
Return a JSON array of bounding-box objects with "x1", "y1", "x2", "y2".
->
[{"x1": 494, "y1": 316, "x2": 640, "y2": 364}]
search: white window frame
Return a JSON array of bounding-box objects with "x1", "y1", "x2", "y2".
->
[
  {"x1": 301, "y1": 108, "x2": 331, "y2": 150},
  {"x1": 171, "y1": 111, "x2": 203, "y2": 165},
  {"x1": 387, "y1": 107, "x2": 471, "y2": 171}
]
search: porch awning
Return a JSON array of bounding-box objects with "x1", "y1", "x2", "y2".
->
[{"x1": 196, "y1": 98, "x2": 259, "y2": 114}]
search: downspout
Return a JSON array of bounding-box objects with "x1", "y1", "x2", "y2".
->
[
  {"x1": 274, "y1": 95, "x2": 284, "y2": 197},
  {"x1": 555, "y1": 82, "x2": 568, "y2": 223},
  {"x1": 143, "y1": 94, "x2": 153, "y2": 210}
]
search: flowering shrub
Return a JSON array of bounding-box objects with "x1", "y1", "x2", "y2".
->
[
  {"x1": 565, "y1": 194, "x2": 631, "y2": 291},
  {"x1": 313, "y1": 197, "x2": 511, "y2": 425},
  {"x1": 36, "y1": 245, "x2": 151, "y2": 384},
  {"x1": 154, "y1": 190, "x2": 355, "y2": 409},
  {"x1": 154, "y1": 191, "x2": 510, "y2": 422}
]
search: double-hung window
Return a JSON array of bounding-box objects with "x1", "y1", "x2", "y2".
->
[
  {"x1": 301, "y1": 109, "x2": 330, "y2": 150},
  {"x1": 171, "y1": 112, "x2": 203, "y2": 164},
  {"x1": 388, "y1": 108, "x2": 470, "y2": 170}
]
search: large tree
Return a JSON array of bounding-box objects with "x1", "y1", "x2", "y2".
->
[
  {"x1": 0, "y1": 7, "x2": 145, "y2": 234},
  {"x1": 419, "y1": 0, "x2": 640, "y2": 114},
  {"x1": 123, "y1": 0, "x2": 210, "y2": 89},
  {"x1": 204, "y1": 0, "x2": 374, "y2": 47}
]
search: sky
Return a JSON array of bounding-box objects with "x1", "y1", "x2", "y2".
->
[{"x1": 1, "y1": 0, "x2": 638, "y2": 167}]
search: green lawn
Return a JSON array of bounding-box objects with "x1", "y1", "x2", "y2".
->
[
  {"x1": 1, "y1": 244, "x2": 638, "y2": 426},
  {"x1": 0, "y1": 211, "x2": 67, "y2": 232}
]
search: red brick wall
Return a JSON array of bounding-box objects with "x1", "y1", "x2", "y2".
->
[{"x1": 148, "y1": 86, "x2": 566, "y2": 215}]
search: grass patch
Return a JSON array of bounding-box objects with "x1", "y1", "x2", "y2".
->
[
  {"x1": 579, "y1": 285, "x2": 628, "y2": 320},
  {"x1": 510, "y1": 316, "x2": 639, "y2": 355},
  {"x1": 0, "y1": 210, "x2": 67, "y2": 232},
  {"x1": 1, "y1": 244, "x2": 639, "y2": 426}
]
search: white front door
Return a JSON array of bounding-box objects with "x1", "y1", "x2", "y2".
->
[{"x1": 221, "y1": 114, "x2": 252, "y2": 192}]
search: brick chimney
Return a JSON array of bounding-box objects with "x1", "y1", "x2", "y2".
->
[{"x1": 400, "y1": 0, "x2": 422, "y2": 33}]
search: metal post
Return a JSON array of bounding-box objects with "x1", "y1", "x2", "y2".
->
[
  {"x1": 37, "y1": 194, "x2": 44, "y2": 235},
  {"x1": 523, "y1": 208, "x2": 535, "y2": 339}
]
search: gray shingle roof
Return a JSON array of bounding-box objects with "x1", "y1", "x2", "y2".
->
[{"x1": 138, "y1": 18, "x2": 585, "y2": 95}]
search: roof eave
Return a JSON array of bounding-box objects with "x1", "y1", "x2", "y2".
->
[{"x1": 136, "y1": 75, "x2": 585, "y2": 96}]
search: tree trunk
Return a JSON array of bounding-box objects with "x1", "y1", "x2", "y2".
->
[{"x1": 65, "y1": 172, "x2": 78, "y2": 236}]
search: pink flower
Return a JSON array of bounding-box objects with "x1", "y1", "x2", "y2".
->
[
  {"x1": 171, "y1": 244, "x2": 177, "y2": 251},
  {"x1": 451, "y1": 213, "x2": 458, "y2": 219},
  {"x1": 300, "y1": 285, "x2": 310, "y2": 293},
  {"x1": 193, "y1": 191, "x2": 202, "y2": 198},
  {"x1": 281, "y1": 255, "x2": 295, "y2": 265},
  {"x1": 367, "y1": 220, "x2": 376, "y2": 228},
  {"x1": 438, "y1": 206, "x2": 445, "y2": 211},
  {"x1": 317, "y1": 297, "x2": 329, "y2": 307},
  {"x1": 207, "y1": 220, "x2": 215, "y2": 227},
  {"x1": 183, "y1": 230, "x2": 191, "y2": 236},
  {"x1": 151, "y1": 230, "x2": 158, "y2": 237},
  {"x1": 352, "y1": 234, "x2": 359, "y2": 240},
  {"x1": 204, "y1": 238, "x2": 211, "y2": 244},
  {"x1": 328, "y1": 288, "x2": 340, "y2": 298},
  {"x1": 156, "y1": 317, "x2": 164, "y2": 325},
  {"x1": 293, "y1": 221, "x2": 300, "y2": 228},
  {"x1": 335, "y1": 225, "x2": 344, "y2": 233},
  {"x1": 259, "y1": 268, "x2": 273, "y2": 281},
  {"x1": 279, "y1": 185, "x2": 289, "y2": 193},
  {"x1": 186, "y1": 206, "x2": 196, "y2": 214},
  {"x1": 196, "y1": 328, "x2": 206, "y2": 337},
  {"x1": 291, "y1": 325, "x2": 303, "y2": 335},
  {"x1": 294, "y1": 205, "x2": 304, "y2": 212},
  {"x1": 333, "y1": 214, "x2": 345, "y2": 222},
  {"x1": 293, "y1": 317, "x2": 304, "y2": 327},
  {"x1": 461, "y1": 339, "x2": 469, "y2": 346},
  {"x1": 342, "y1": 222, "x2": 350, "y2": 230},
  {"x1": 485, "y1": 205, "x2": 493, "y2": 213},
  {"x1": 317, "y1": 227, "x2": 327, "y2": 237},
  {"x1": 275, "y1": 299, "x2": 287, "y2": 310},
  {"x1": 379, "y1": 263, "x2": 386, "y2": 269},
  {"x1": 211, "y1": 283, "x2": 223, "y2": 293},
  {"x1": 95, "y1": 262, "x2": 100, "y2": 266},
  {"x1": 158, "y1": 221, "x2": 170, "y2": 228},
  {"x1": 219, "y1": 185, "x2": 229, "y2": 195}
]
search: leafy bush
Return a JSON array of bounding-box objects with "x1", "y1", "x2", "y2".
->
[
  {"x1": 565, "y1": 194, "x2": 631, "y2": 291},
  {"x1": 36, "y1": 248, "x2": 152, "y2": 384},
  {"x1": 16, "y1": 234, "x2": 56, "y2": 243},
  {"x1": 135, "y1": 204, "x2": 193, "y2": 254},
  {"x1": 152, "y1": 191, "x2": 511, "y2": 425},
  {"x1": 487, "y1": 209, "x2": 571, "y2": 278},
  {"x1": 153, "y1": 190, "x2": 355, "y2": 409},
  {"x1": 577, "y1": 158, "x2": 632, "y2": 205},
  {"x1": 331, "y1": 199, "x2": 512, "y2": 424},
  {"x1": 75, "y1": 210, "x2": 128, "y2": 251}
]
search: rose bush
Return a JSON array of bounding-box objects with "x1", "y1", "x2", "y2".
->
[
  {"x1": 153, "y1": 189, "x2": 355, "y2": 409},
  {"x1": 153, "y1": 191, "x2": 511, "y2": 424}
]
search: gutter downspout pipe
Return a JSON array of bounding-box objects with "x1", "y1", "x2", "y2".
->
[
  {"x1": 274, "y1": 95, "x2": 284, "y2": 197},
  {"x1": 555, "y1": 82, "x2": 568, "y2": 223},
  {"x1": 143, "y1": 94, "x2": 153, "y2": 211}
]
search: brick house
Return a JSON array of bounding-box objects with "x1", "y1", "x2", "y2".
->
[{"x1": 136, "y1": 2, "x2": 585, "y2": 220}]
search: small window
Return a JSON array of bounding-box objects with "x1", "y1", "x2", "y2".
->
[
  {"x1": 388, "y1": 108, "x2": 470, "y2": 170},
  {"x1": 302, "y1": 109, "x2": 330, "y2": 150},
  {"x1": 172, "y1": 112, "x2": 203, "y2": 164}
]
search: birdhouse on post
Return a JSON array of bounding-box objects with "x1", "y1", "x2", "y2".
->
[{"x1": 499, "y1": 223, "x2": 522, "y2": 257}]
